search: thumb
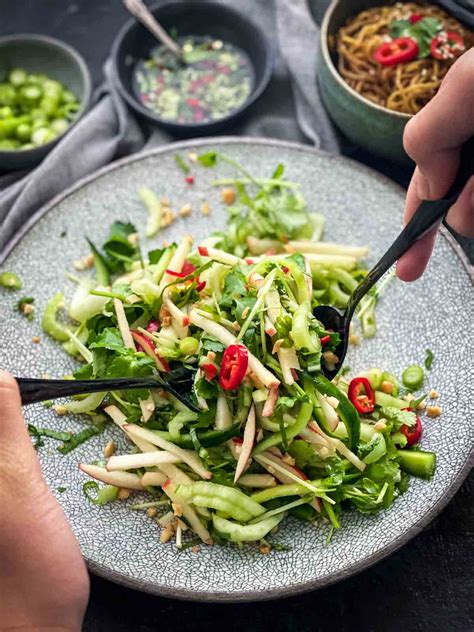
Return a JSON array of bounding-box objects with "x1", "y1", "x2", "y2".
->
[{"x1": 0, "y1": 370, "x2": 43, "y2": 483}]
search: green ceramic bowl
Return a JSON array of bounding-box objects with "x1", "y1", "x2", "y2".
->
[
  {"x1": 317, "y1": 0, "x2": 411, "y2": 165},
  {"x1": 0, "y1": 34, "x2": 92, "y2": 171}
]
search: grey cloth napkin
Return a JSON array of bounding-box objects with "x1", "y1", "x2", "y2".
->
[{"x1": 0, "y1": 0, "x2": 336, "y2": 254}]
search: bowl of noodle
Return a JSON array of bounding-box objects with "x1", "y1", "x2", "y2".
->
[{"x1": 317, "y1": 0, "x2": 473, "y2": 164}]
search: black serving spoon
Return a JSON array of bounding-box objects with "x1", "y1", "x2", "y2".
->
[
  {"x1": 16, "y1": 367, "x2": 200, "y2": 412},
  {"x1": 315, "y1": 137, "x2": 474, "y2": 380}
]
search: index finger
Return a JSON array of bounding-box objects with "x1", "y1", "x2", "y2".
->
[{"x1": 403, "y1": 49, "x2": 474, "y2": 201}]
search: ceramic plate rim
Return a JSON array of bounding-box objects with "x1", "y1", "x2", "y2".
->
[{"x1": 1, "y1": 137, "x2": 472, "y2": 602}]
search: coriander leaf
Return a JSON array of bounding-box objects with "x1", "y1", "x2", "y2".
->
[
  {"x1": 102, "y1": 221, "x2": 140, "y2": 272},
  {"x1": 380, "y1": 406, "x2": 416, "y2": 429},
  {"x1": 57, "y1": 487, "x2": 67, "y2": 493},
  {"x1": 198, "y1": 151, "x2": 218, "y2": 167},
  {"x1": 322, "y1": 455, "x2": 346, "y2": 484},
  {"x1": 148, "y1": 247, "x2": 165, "y2": 265},
  {"x1": 200, "y1": 337, "x2": 226, "y2": 354},
  {"x1": 106, "y1": 350, "x2": 155, "y2": 379},
  {"x1": 259, "y1": 189, "x2": 313, "y2": 242},
  {"x1": 365, "y1": 455, "x2": 401, "y2": 484},
  {"x1": 389, "y1": 18, "x2": 411, "y2": 38},
  {"x1": 234, "y1": 296, "x2": 257, "y2": 321},
  {"x1": 339, "y1": 477, "x2": 389, "y2": 513},
  {"x1": 195, "y1": 376, "x2": 219, "y2": 400},
  {"x1": 73, "y1": 362, "x2": 94, "y2": 380},
  {"x1": 223, "y1": 268, "x2": 247, "y2": 297},
  {"x1": 389, "y1": 16, "x2": 443, "y2": 58},
  {"x1": 289, "y1": 439, "x2": 320, "y2": 469},
  {"x1": 424, "y1": 348, "x2": 434, "y2": 370},
  {"x1": 89, "y1": 327, "x2": 125, "y2": 353}
]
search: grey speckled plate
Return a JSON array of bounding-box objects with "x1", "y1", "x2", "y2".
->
[{"x1": 0, "y1": 138, "x2": 473, "y2": 602}]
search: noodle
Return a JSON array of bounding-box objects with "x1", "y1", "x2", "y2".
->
[{"x1": 334, "y1": 2, "x2": 473, "y2": 114}]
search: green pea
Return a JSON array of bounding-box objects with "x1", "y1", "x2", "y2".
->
[
  {"x1": 43, "y1": 79, "x2": 63, "y2": 98},
  {"x1": 30, "y1": 107, "x2": 48, "y2": 121},
  {"x1": 402, "y1": 365, "x2": 424, "y2": 391},
  {"x1": 40, "y1": 94, "x2": 60, "y2": 117},
  {"x1": 0, "y1": 106, "x2": 14, "y2": 118},
  {"x1": 179, "y1": 336, "x2": 199, "y2": 356},
  {"x1": 0, "y1": 116, "x2": 28, "y2": 139},
  {"x1": 50, "y1": 118, "x2": 69, "y2": 135},
  {"x1": 32, "y1": 116, "x2": 49, "y2": 132},
  {"x1": 8, "y1": 68, "x2": 28, "y2": 87},
  {"x1": 0, "y1": 139, "x2": 20, "y2": 150},
  {"x1": 16, "y1": 122, "x2": 32, "y2": 142},
  {"x1": 0, "y1": 83, "x2": 17, "y2": 107},
  {"x1": 61, "y1": 89, "x2": 77, "y2": 104},
  {"x1": 19, "y1": 84, "x2": 42, "y2": 105},
  {"x1": 32, "y1": 127, "x2": 57, "y2": 146},
  {"x1": 27, "y1": 73, "x2": 49, "y2": 86},
  {"x1": 0, "y1": 271, "x2": 22, "y2": 289},
  {"x1": 57, "y1": 102, "x2": 80, "y2": 119}
]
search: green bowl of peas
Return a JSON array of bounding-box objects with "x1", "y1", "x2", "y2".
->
[{"x1": 0, "y1": 34, "x2": 91, "y2": 170}]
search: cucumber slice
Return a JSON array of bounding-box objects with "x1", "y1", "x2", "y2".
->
[{"x1": 397, "y1": 449, "x2": 436, "y2": 479}]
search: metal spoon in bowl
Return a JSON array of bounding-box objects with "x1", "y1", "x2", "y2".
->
[
  {"x1": 122, "y1": 0, "x2": 183, "y2": 62},
  {"x1": 314, "y1": 137, "x2": 474, "y2": 380}
]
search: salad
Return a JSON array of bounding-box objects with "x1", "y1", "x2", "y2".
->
[{"x1": 35, "y1": 153, "x2": 437, "y2": 550}]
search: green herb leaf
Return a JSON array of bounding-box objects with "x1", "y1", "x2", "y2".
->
[
  {"x1": 200, "y1": 336, "x2": 226, "y2": 354},
  {"x1": 380, "y1": 406, "x2": 416, "y2": 429},
  {"x1": 105, "y1": 350, "x2": 155, "y2": 379},
  {"x1": 89, "y1": 327, "x2": 126, "y2": 353},
  {"x1": 424, "y1": 348, "x2": 434, "y2": 370},
  {"x1": 389, "y1": 16, "x2": 443, "y2": 58},
  {"x1": 289, "y1": 439, "x2": 320, "y2": 469},
  {"x1": 148, "y1": 247, "x2": 166, "y2": 265},
  {"x1": 198, "y1": 151, "x2": 218, "y2": 167},
  {"x1": 103, "y1": 221, "x2": 140, "y2": 267},
  {"x1": 271, "y1": 163, "x2": 285, "y2": 180},
  {"x1": 28, "y1": 424, "x2": 73, "y2": 447},
  {"x1": 175, "y1": 154, "x2": 190, "y2": 174},
  {"x1": 58, "y1": 425, "x2": 103, "y2": 454}
]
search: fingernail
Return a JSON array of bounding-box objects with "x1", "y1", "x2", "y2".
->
[{"x1": 417, "y1": 171, "x2": 431, "y2": 200}]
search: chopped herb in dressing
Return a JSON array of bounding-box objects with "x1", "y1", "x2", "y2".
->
[{"x1": 134, "y1": 38, "x2": 253, "y2": 124}]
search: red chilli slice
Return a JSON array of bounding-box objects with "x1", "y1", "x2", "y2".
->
[{"x1": 219, "y1": 344, "x2": 249, "y2": 390}]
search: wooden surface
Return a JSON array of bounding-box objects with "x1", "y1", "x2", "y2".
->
[{"x1": 2, "y1": 1, "x2": 472, "y2": 629}]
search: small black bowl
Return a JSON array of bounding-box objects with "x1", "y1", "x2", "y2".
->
[
  {"x1": 0, "y1": 34, "x2": 91, "y2": 171},
  {"x1": 111, "y1": 1, "x2": 273, "y2": 135}
]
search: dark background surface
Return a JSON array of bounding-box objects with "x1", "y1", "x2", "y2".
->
[{"x1": 2, "y1": 1, "x2": 472, "y2": 630}]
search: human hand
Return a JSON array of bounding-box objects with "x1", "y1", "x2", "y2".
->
[
  {"x1": 0, "y1": 371, "x2": 89, "y2": 631},
  {"x1": 397, "y1": 48, "x2": 474, "y2": 282}
]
